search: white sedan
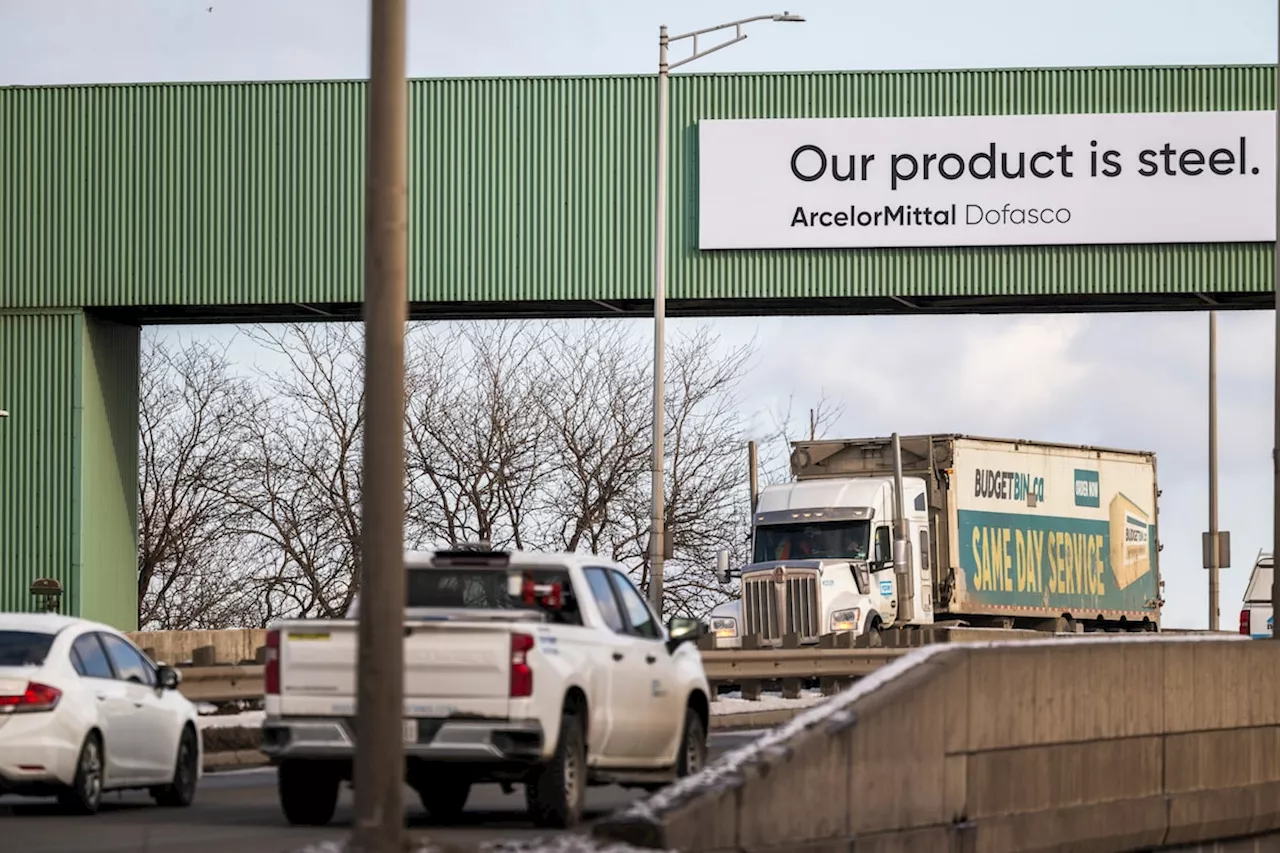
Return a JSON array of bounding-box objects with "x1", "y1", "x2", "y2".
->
[{"x1": 0, "y1": 613, "x2": 202, "y2": 813}]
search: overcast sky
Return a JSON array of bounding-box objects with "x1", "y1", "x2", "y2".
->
[{"x1": 3, "y1": 0, "x2": 1278, "y2": 629}]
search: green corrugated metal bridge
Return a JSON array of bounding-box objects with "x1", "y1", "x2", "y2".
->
[{"x1": 0, "y1": 64, "x2": 1275, "y2": 628}]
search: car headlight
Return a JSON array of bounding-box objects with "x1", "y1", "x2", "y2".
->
[
  {"x1": 711, "y1": 617, "x2": 738, "y2": 638},
  {"x1": 830, "y1": 608, "x2": 860, "y2": 632}
]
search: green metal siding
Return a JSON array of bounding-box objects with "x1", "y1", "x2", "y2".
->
[
  {"x1": 77, "y1": 315, "x2": 139, "y2": 630},
  {"x1": 0, "y1": 312, "x2": 80, "y2": 615},
  {"x1": 0, "y1": 311, "x2": 139, "y2": 627},
  {"x1": 1, "y1": 65, "x2": 1276, "y2": 310}
]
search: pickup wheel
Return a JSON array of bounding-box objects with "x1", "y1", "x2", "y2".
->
[
  {"x1": 676, "y1": 707, "x2": 707, "y2": 778},
  {"x1": 277, "y1": 759, "x2": 340, "y2": 826},
  {"x1": 417, "y1": 778, "x2": 472, "y2": 823},
  {"x1": 526, "y1": 712, "x2": 586, "y2": 829}
]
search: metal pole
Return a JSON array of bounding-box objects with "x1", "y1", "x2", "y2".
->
[
  {"x1": 1209, "y1": 310, "x2": 1220, "y2": 631},
  {"x1": 351, "y1": 0, "x2": 408, "y2": 847},
  {"x1": 1274, "y1": 6, "x2": 1280, "y2": 639},
  {"x1": 650, "y1": 25, "x2": 670, "y2": 616}
]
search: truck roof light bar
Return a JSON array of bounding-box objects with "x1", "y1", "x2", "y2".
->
[{"x1": 432, "y1": 546, "x2": 511, "y2": 567}]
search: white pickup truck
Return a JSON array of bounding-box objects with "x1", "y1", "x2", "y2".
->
[{"x1": 259, "y1": 547, "x2": 712, "y2": 829}]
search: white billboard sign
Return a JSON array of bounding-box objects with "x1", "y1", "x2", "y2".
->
[{"x1": 697, "y1": 110, "x2": 1276, "y2": 250}]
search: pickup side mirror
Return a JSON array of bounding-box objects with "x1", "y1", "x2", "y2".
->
[
  {"x1": 666, "y1": 616, "x2": 702, "y2": 654},
  {"x1": 157, "y1": 665, "x2": 181, "y2": 691}
]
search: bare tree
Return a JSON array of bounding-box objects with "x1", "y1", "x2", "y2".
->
[
  {"x1": 537, "y1": 322, "x2": 651, "y2": 559},
  {"x1": 403, "y1": 322, "x2": 554, "y2": 551},
  {"x1": 756, "y1": 390, "x2": 846, "y2": 486},
  {"x1": 135, "y1": 317, "x2": 780, "y2": 627},
  {"x1": 228, "y1": 323, "x2": 366, "y2": 620},
  {"x1": 616, "y1": 328, "x2": 757, "y2": 617},
  {"x1": 137, "y1": 333, "x2": 260, "y2": 629}
]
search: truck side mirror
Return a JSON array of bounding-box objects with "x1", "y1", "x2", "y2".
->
[{"x1": 715, "y1": 549, "x2": 731, "y2": 585}]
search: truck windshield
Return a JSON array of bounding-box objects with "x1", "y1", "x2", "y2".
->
[
  {"x1": 405, "y1": 567, "x2": 582, "y2": 625},
  {"x1": 753, "y1": 521, "x2": 871, "y2": 563}
]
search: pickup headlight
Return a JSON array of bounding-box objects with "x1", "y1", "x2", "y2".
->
[
  {"x1": 830, "y1": 608, "x2": 860, "y2": 632},
  {"x1": 710, "y1": 617, "x2": 738, "y2": 638}
]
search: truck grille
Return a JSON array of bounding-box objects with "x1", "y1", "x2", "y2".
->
[{"x1": 742, "y1": 570, "x2": 820, "y2": 644}]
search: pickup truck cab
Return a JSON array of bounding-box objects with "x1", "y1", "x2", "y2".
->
[{"x1": 260, "y1": 547, "x2": 711, "y2": 829}]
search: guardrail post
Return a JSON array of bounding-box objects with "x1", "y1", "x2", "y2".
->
[
  {"x1": 192, "y1": 645, "x2": 218, "y2": 667},
  {"x1": 740, "y1": 634, "x2": 764, "y2": 701},
  {"x1": 819, "y1": 631, "x2": 856, "y2": 695},
  {"x1": 781, "y1": 633, "x2": 803, "y2": 699}
]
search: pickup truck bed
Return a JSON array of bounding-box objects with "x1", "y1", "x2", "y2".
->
[{"x1": 259, "y1": 548, "x2": 712, "y2": 830}]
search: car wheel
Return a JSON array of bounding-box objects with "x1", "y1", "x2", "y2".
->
[
  {"x1": 277, "y1": 759, "x2": 340, "y2": 826},
  {"x1": 58, "y1": 732, "x2": 104, "y2": 815},
  {"x1": 676, "y1": 706, "x2": 707, "y2": 778},
  {"x1": 417, "y1": 778, "x2": 471, "y2": 823},
  {"x1": 153, "y1": 725, "x2": 199, "y2": 807},
  {"x1": 526, "y1": 711, "x2": 586, "y2": 829}
]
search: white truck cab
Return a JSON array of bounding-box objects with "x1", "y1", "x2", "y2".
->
[
  {"x1": 1239, "y1": 552, "x2": 1274, "y2": 639},
  {"x1": 711, "y1": 471, "x2": 933, "y2": 646}
]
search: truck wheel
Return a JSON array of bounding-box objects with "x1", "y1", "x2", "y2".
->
[
  {"x1": 277, "y1": 759, "x2": 340, "y2": 826},
  {"x1": 526, "y1": 712, "x2": 586, "y2": 829},
  {"x1": 418, "y1": 778, "x2": 471, "y2": 823},
  {"x1": 676, "y1": 706, "x2": 707, "y2": 778}
]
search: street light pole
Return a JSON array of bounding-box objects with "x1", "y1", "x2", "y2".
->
[
  {"x1": 1209, "y1": 310, "x2": 1219, "y2": 631},
  {"x1": 1273, "y1": 2, "x2": 1280, "y2": 639},
  {"x1": 649, "y1": 11, "x2": 805, "y2": 616},
  {"x1": 351, "y1": 0, "x2": 408, "y2": 849}
]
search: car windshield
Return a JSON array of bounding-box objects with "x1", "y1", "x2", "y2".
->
[
  {"x1": 0, "y1": 630, "x2": 57, "y2": 666},
  {"x1": 753, "y1": 520, "x2": 871, "y2": 563},
  {"x1": 405, "y1": 567, "x2": 582, "y2": 625}
]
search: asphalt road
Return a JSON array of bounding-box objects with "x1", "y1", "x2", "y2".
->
[{"x1": 2, "y1": 730, "x2": 764, "y2": 853}]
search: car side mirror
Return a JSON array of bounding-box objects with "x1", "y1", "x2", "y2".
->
[
  {"x1": 157, "y1": 665, "x2": 181, "y2": 691},
  {"x1": 666, "y1": 616, "x2": 702, "y2": 654}
]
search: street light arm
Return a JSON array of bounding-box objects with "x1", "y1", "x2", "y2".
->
[
  {"x1": 665, "y1": 11, "x2": 804, "y2": 71},
  {"x1": 668, "y1": 34, "x2": 748, "y2": 71},
  {"x1": 669, "y1": 14, "x2": 778, "y2": 42}
]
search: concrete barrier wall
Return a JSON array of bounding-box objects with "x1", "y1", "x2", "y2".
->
[
  {"x1": 127, "y1": 628, "x2": 266, "y2": 665},
  {"x1": 594, "y1": 635, "x2": 1280, "y2": 853}
]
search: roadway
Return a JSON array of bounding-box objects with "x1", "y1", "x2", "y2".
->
[{"x1": 2, "y1": 730, "x2": 764, "y2": 853}]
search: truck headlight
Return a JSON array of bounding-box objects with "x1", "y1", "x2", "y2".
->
[
  {"x1": 830, "y1": 608, "x2": 860, "y2": 632},
  {"x1": 711, "y1": 617, "x2": 738, "y2": 638}
]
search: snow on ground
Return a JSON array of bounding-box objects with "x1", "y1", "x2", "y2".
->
[
  {"x1": 195, "y1": 690, "x2": 827, "y2": 730},
  {"x1": 709, "y1": 689, "x2": 828, "y2": 714},
  {"x1": 198, "y1": 709, "x2": 265, "y2": 729}
]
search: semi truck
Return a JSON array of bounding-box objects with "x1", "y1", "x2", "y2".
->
[{"x1": 708, "y1": 434, "x2": 1164, "y2": 647}]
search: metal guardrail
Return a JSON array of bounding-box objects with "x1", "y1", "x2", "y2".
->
[
  {"x1": 175, "y1": 647, "x2": 909, "y2": 705},
  {"x1": 177, "y1": 664, "x2": 264, "y2": 703}
]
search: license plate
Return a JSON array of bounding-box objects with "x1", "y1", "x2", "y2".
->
[{"x1": 402, "y1": 719, "x2": 418, "y2": 744}]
